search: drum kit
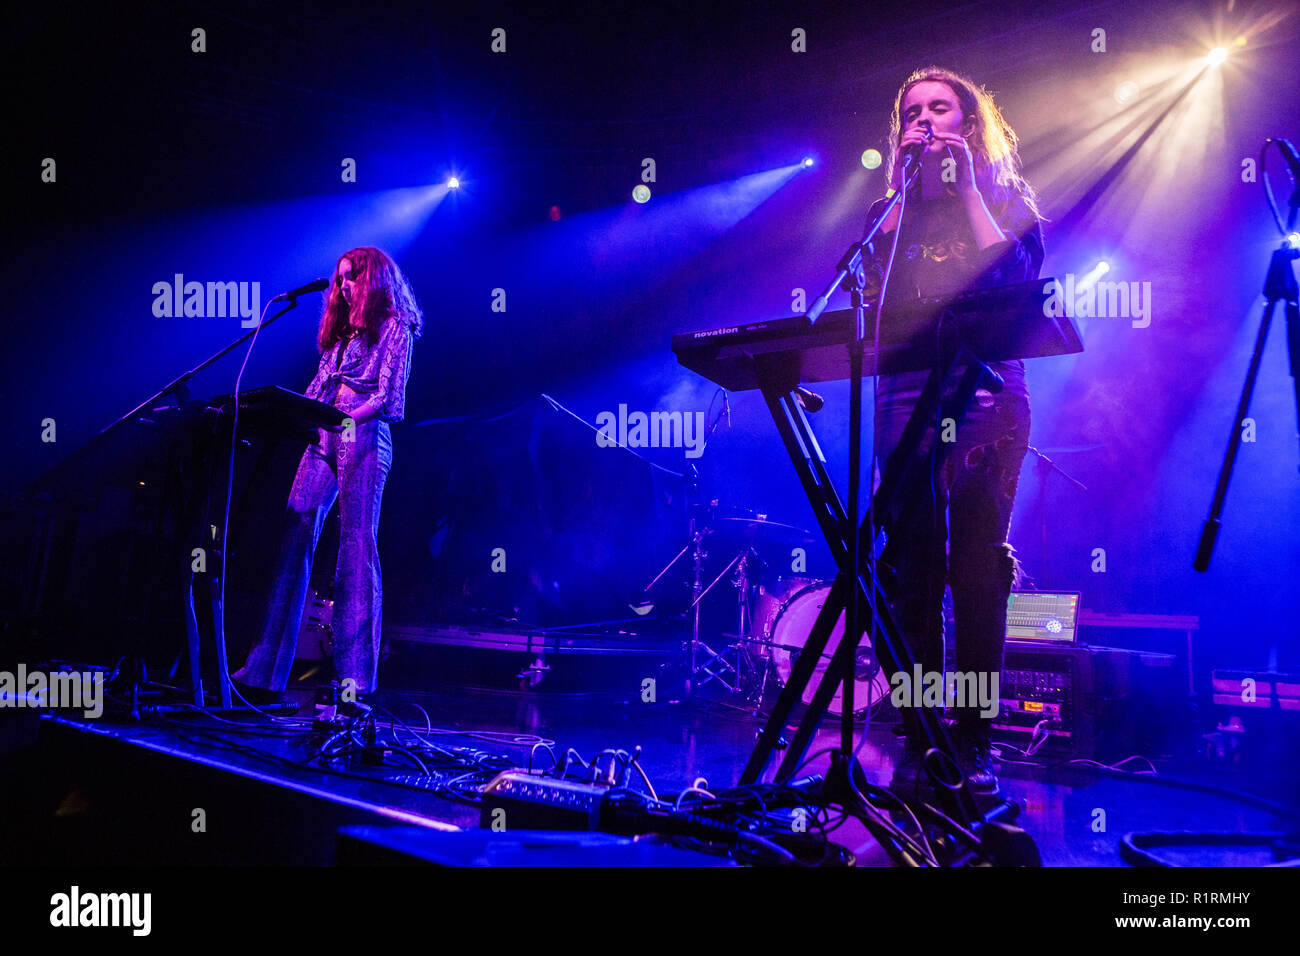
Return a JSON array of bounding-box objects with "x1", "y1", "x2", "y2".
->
[{"x1": 644, "y1": 500, "x2": 892, "y2": 716}]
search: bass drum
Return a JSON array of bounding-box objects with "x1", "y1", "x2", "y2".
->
[{"x1": 763, "y1": 581, "x2": 892, "y2": 717}]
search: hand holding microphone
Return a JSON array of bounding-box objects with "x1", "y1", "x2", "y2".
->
[{"x1": 889, "y1": 120, "x2": 934, "y2": 191}]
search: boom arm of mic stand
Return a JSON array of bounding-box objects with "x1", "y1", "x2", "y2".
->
[
  {"x1": 806, "y1": 164, "x2": 921, "y2": 325},
  {"x1": 98, "y1": 300, "x2": 305, "y2": 437}
]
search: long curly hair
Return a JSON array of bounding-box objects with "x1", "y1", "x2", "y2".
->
[
  {"x1": 317, "y1": 246, "x2": 424, "y2": 351},
  {"x1": 884, "y1": 66, "x2": 1041, "y2": 224}
]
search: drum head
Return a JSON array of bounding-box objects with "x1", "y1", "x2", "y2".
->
[{"x1": 769, "y1": 583, "x2": 891, "y2": 716}]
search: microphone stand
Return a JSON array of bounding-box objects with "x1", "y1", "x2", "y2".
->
[
  {"x1": 100, "y1": 300, "x2": 306, "y2": 437},
  {"x1": 100, "y1": 297, "x2": 310, "y2": 708},
  {"x1": 1196, "y1": 140, "x2": 1300, "y2": 572},
  {"x1": 1025, "y1": 445, "x2": 1087, "y2": 587},
  {"x1": 804, "y1": 151, "x2": 923, "y2": 790}
]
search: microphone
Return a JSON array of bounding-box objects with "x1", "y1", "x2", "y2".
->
[
  {"x1": 794, "y1": 386, "x2": 824, "y2": 413},
  {"x1": 270, "y1": 277, "x2": 330, "y2": 303},
  {"x1": 898, "y1": 120, "x2": 935, "y2": 175}
]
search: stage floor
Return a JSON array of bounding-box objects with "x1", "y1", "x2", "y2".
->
[{"x1": 7, "y1": 681, "x2": 1296, "y2": 867}]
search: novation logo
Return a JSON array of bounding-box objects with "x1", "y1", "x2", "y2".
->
[
  {"x1": 595, "y1": 404, "x2": 707, "y2": 459},
  {"x1": 0, "y1": 665, "x2": 103, "y2": 718},
  {"x1": 49, "y1": 886, "x2": 151, "y2": 936},
  {"x1": 152, "y1": 274, "x2": 262, "y2": 327}
]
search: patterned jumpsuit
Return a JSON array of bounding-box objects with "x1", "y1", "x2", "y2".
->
[{"x1": 233, "y1": 315, "x2": 416, "y2": 694}]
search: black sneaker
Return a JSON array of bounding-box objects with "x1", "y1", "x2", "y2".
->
[{"x1": 958, "y1": 733, "x2": 1000, "y2": 797}]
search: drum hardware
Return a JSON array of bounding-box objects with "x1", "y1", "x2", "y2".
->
[
  {"x1": 296, "y1": 588, "x2": 335, "y2": 661},
  {"x1": 686, "y1": 544, "x2": 766, "y2": 700},
  {"x1": 713, "y1": 514, "x2": 816, "y2": 546},
  {"x1": 749, "y1": 579, "x2": 892, "y2": 718},
  {"x1": 641, "y1": 498, "x2": 717, "y2": 696},
  {"x1": 642, "y1": 495, "x2": 817, "y2": 700},
  {"x1": 293, "y1": 588, "x2": 336, "y2": 683}
]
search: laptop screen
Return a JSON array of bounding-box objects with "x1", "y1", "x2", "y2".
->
[{"x1": 1006, "y1": 591, "x2": 1081, "y2": 643}]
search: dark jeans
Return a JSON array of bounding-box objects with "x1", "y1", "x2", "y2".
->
[{"x1": 874, "y1": 387, "x2": 1030, "y2": 739}]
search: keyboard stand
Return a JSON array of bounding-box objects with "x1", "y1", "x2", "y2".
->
[{"x1": 738, "y1": 342, "x2": 1004, "y2": 831}]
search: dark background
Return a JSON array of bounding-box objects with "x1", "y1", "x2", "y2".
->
[{"x1": 5, "y1": 0, "x2": 1299, "y2": 679}]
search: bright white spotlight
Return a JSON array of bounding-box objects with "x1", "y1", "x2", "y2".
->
[
  {"x1": 861, "y1": 148, "x2": 882, "y2": 170},
  {"x1": 447, "y1": 177, "x2": 460, "y2": 189},
  {"x1": 1207, "y1": 47, "x2": 1228, "y2": 66},
  {"x1": 1287, "y1": 233, "x2": 1300, "y2": 250},
  {"x1": 632, "y1": 184, "x2": 651, "y2": 204},
  {"x1": 1076, "y1": 259, "x2": 1111, "y2": 294},
  {"x1": 1114, "y1": 81, "x2": 1139, "y2": 105},
  {"x1": 801, "y1": 157, "x2": 815, "y2": 169}
]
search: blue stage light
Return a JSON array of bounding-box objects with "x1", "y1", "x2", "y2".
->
[
  {"x1": 447, "y1": 176, "x2": 460, "y2": 189},
  {"x1": 801, "y1": 157, "x2": 815, "y2": 169},
  {"x1": 632, "y1": 184, "x2": 651, "y2": 204}
]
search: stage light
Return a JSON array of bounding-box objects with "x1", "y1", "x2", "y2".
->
[
  {"x1": 1076, "y1": 259, "x2": 1112, "y2": 295},
  {"x1": 1114, "y1": 81, "x2": 1140, "y2": 105},
  {"x1": 801, "y1": 157, "x2": 815, "y2": 169},
  {"x1": 632, "y1": 184, "x2": 651, "y2": 203},
  {"x1": 549, "y1": 205, "x2": 562, "y2": 221},
  {"x1": 447, "y1": 176, "x2": 460, "y2": 189},
  {"x1": 1207, "y1": 47, "x2": 1228, "y2": 66},
  {"x1": 1287, "y1": 233, "x2": 1300, "y2": 250},
  {"x1": 861, "y1": 148, "x2": 882, "y2": 170}
]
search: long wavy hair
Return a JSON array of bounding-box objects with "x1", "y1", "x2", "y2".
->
[
  {"x1": 884, "y1": 66, "x2": 1041, "y2": 224},
  {"x1": 317, "y1": 246, "x2": 424, "y2": 351}
]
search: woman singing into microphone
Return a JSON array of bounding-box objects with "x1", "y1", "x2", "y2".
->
[
  {"x1": 863, "y1": 68, "x2": 1044, "y2": 796},
  {"x1": 233, "y1": 246, "x2": 422, "y2": 704}
]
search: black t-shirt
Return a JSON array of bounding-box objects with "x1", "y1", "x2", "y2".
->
[{"x1": 862, "y1": 187, "x2": 1045, "y2": 412}]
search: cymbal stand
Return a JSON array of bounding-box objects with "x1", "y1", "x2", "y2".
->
[
  {"x1": 686, "y1": 544, "x2": 763, "y2": 696},
  {"x1": 641, "y1": 505, "x2": 722, "y2": 696}
]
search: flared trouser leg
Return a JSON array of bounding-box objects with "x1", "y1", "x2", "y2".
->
[
  {"x1": 233, "y1": 436, "x2": 339, "y2": 692},
  {"x1": 331, "y1": 420, "x2": 392, "y2": 694}
]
